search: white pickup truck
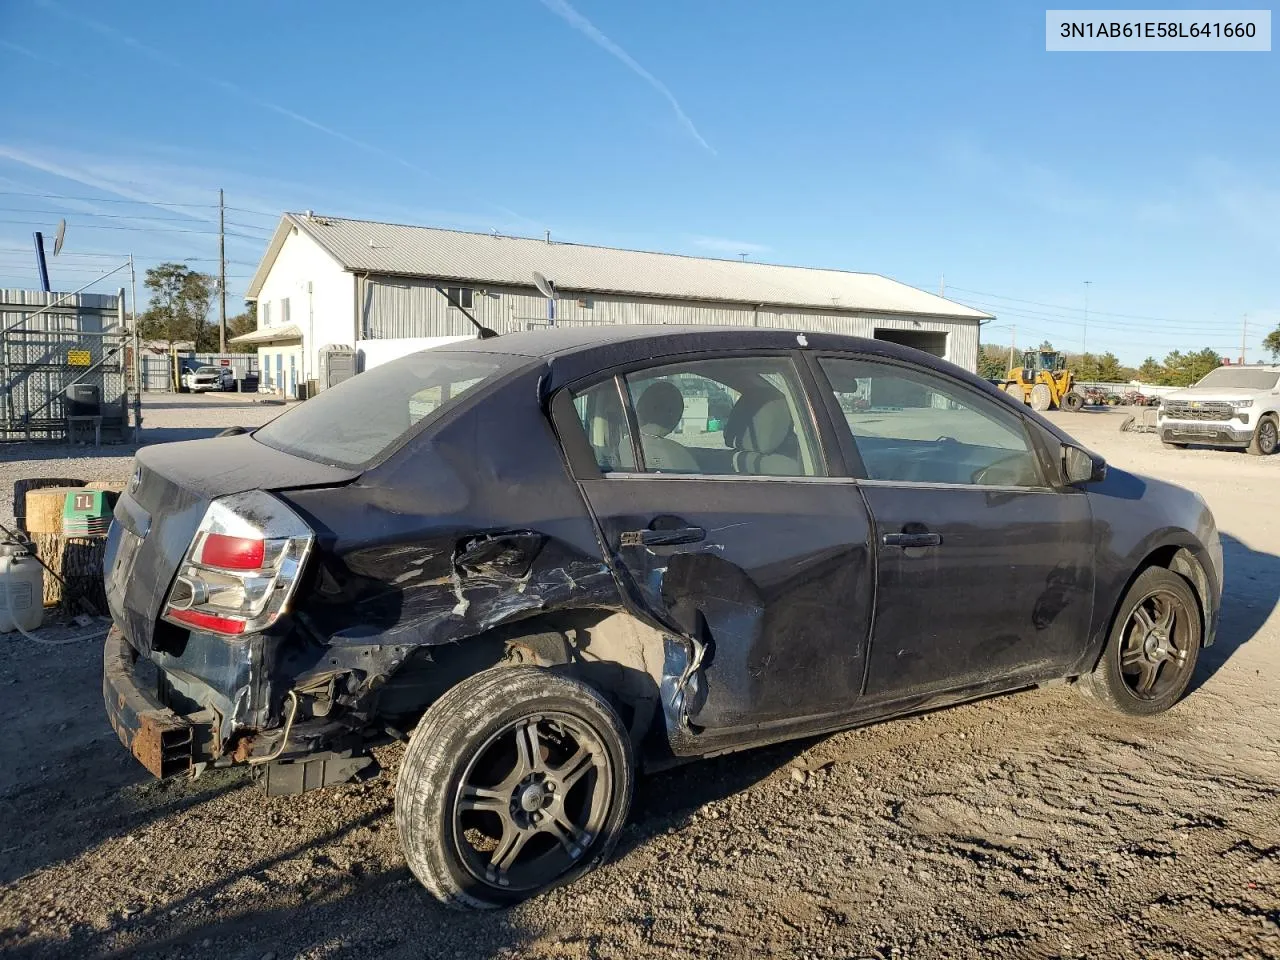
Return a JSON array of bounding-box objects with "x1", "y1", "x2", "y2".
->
[{"x1": 1158, "y1": 364, "x2": 1280, "y2": 455}]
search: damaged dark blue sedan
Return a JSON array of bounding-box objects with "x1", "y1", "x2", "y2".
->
[{"x1": 103, "y1": 325, "x2": 1222, "y2": 908}]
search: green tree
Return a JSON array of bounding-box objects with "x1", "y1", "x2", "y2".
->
[
  {"x1": 138, "y1": 263, "x2": 215, "y2": 351},
  {"x1": 1137, "y1": 357, "x2": 1164, "y2": 383},
  {"x1": 1159, "y1": 348, "x2": 1222, "y2": 386},
  {"x1": 977, "y1": 344, "x2": 1010, "y2": 380},
  {"x1": 1264, "y1": 327, "x2": 1280, "y2": 361},
  {"x1": 226, "y1": 302, "x2": 258, "y2": 353}
]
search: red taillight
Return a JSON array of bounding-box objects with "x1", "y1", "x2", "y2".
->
[
  {"x1": 167, "y1": 607, "x2": 248, "y2": 635},
  {"x1": 199, "y1": 533, "x2": 265, "y2": 570},
  {"x1": 161, "y1": 490, "x2": 314, "y2": 638}
]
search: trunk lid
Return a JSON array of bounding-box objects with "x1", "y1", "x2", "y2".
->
[{"x1": 105, "y1": 433, "x2": 359, "y2": 654}]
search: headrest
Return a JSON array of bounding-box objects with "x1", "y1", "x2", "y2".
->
[
  {"x1": 724, "y1": 388, "x2": 793, "y2": 454},
  {"x1": 635, "y1": 381, "x2": 684, "y2": 435}
]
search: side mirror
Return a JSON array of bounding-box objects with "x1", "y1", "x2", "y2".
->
[{"x1": 1063, "y1": 443, "x2": 1106, "y2": 485}]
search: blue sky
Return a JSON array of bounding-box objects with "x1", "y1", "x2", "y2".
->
[{"x1": 0, "y1": 0, "x2": 1275, "y2": 364}]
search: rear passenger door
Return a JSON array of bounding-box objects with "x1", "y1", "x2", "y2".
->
[
  {"x1": 815, "y1": 355, "x2": 1095, "y2": 704},
  {"x1": 562, "y1": 352, "x2": 875, "y2": 743}
]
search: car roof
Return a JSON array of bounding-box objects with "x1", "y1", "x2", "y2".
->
[{"x1": 434, "y1": 324, "x2": 962, "y2": 386}]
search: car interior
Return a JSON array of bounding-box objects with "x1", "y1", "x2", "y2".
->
[{"x1": 575, "y1": 359, "x2": 822, "y2": 477}]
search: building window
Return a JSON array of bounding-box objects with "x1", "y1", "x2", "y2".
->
[
  {"x1": 281, "y1": 297, "x2": 291, "y2": 326},
  {"x1": 261, "y1": 301, "x2": 272, "y2": 327},
  {"x1": 445, "y1": 287, "x2": 474, "y2": 309}
]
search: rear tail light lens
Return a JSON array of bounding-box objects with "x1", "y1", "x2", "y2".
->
[{"x1": 161, "y1": 490, "x2": 314, "y2": 637}]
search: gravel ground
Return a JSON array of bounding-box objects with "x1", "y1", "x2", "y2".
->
[{"x1": 1, "y1": 403, "x2": 1278, "y2": 959}]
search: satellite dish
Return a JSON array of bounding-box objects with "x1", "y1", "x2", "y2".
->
[
  {"x1": 52, "y1": 219, "x2": 66, "y2": 256},
  {"x1": 532, "y1": 270, "x2": 556, "y2": 300}
]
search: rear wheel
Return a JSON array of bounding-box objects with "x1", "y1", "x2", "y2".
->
[
  {"x1": 1029, "y1": 383, "x2": 1053, "y2": 412},
  {"x1": 395, "y1": 666, "x2": 634, "y2": 910},
  {"x1": 1081, "y1": 567, "x2": 1200, "y2": 715},
  {"x1": 1247, "y1": 415, "x2": 1278, "y2": 456}
]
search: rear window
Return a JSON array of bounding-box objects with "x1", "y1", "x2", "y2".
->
[{"x1": 254, "y1": 351, "x2": 519, "y2": 468}]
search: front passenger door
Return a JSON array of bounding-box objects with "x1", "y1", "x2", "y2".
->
[{"x1": 817, "y1": 356, "x2": 1094, "y2": 705}]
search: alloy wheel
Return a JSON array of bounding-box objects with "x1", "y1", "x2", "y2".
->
[
  {"x1": 451, "y1": 712, "x2": 613, "y2": 893},
  {"x1": 1118, "y1": 589, "x2": 1195, "y2": 700},
  {"x1": 1261, "y1": 420, "x2": 1278, "y2": 454}
]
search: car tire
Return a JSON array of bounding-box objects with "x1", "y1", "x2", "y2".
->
[
  {"x1": 1062, "y1": 391, "x2": 1085, "y2": 412},
  {"x1": 1030, "y1": 383, "x2": 1053, "y2": 411},
  {"x1": 1081, "y1": 566, "x2": 1201, "y2": 716},
  {"x1": 1247, "y1": 415, "x2": 1278, "y2": 456},
  {"x1": 395, "y1": 666, "x2": 634, "y2": 910}
]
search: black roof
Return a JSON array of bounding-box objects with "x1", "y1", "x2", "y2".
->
[{"x1": 439, "y1": 324, "x2": 942, "y2": 387}]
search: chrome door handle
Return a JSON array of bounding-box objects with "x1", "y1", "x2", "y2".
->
[
  {"x1": 620, "y1": 526, "x2": 706, "y2": 548},
  {"x1": 882, "y1": 532, "x2": 941, "y2": 548}
]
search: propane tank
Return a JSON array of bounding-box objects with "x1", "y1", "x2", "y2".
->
[{"x1": 0, "y1": 540, "x2": 44, "y2": 634}]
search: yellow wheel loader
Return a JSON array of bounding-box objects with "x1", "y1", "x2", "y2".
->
[{"x1": 999, "y1": 349, "x2": 1085, "y2": 412}]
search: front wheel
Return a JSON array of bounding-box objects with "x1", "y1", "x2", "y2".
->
[
  {"x1": 1081, "y1": 566, "x2": 1201, "y2": 715},
  {"x1": 395, "y1": 666, "x2": 634, "y2": 910},
  {"x1": 1247, "y1": 415, "x2": 1278, "y2": 456},
  {"x1": 1029, "y1": 382, "x2": 1054, "y2": 411}
]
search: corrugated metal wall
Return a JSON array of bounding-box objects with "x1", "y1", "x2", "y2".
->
[
  {"x1": 0, "y1": 289, "x2": 129, "y2": 440},
  {"x1": 357, "y1": 275, "x2": 981, "y2": 372}
]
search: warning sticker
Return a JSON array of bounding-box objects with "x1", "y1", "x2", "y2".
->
[{"x1": 67, "y1": 350, "x2": 91, "y2": 366}]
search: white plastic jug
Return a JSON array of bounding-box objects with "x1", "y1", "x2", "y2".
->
[{"x1": 0, "y1": 540, "x2": 44, "y2": 634}]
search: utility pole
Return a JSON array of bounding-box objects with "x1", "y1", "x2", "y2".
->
[
  {"x1": 129, "y1": 254, "x2": 141, "y2": 440},
  {"x1": 940, "y1": 274, "x2": 945, "y2": 297},
  {"x1": 218, "y1": 188, "x2": 227, "y2": 353},
  {"x1": 1082, "y1": 280, "x2": 1091, "y2": 356},
  {"x1": 1242, "y1": 313, "x2": 1248, "y2": 365},
  {"x1": 1008, "y1": 323, "x2": 1017, "y2": 372}
]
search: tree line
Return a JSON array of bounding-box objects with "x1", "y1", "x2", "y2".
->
[
  {"x1": 134, "y1": 262, "x2": 257, "y2": 353},
  {"x1": 978, "y1": 342, "x2": 1232, "y2": 388}
]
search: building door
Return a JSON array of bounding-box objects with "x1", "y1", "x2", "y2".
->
[{"x1": 289, "y1": 354, "x2": 297, "y2": 395}]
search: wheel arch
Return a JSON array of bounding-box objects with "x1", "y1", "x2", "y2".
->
[
  {"x1": 377, "y1": 608, "x2": 671, "y2": 761},
  {"x1": 1086, "y1": 542, "x2": 1213, "y2": 674}
]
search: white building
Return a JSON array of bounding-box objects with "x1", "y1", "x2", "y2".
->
[{"x1": 241, "y1": 213, "x2": 990, "y2": 395}]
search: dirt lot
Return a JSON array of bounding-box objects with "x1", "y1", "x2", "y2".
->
[{"x1": 1, "y1": 400, "x2": 1277, "y2": 960}]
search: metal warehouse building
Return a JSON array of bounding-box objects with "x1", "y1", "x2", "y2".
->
[{"x1": 242, "y1": 213, "x2": 989, "y2": 396}]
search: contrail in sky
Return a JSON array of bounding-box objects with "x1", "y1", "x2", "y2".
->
[{"x1": 539, "y1": 0, "x2": 714, "y2": 154}]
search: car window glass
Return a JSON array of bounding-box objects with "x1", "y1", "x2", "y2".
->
[
  {"x1": 820, "y1": 358, "x2": 1041, "y2": 487},
  {"x1": 571, "y1": 380, "x2": 637, "y2": 474},
  {"x1": 622, "y1": 357, "x2": 823, "y2": 477},
  {"x1": 254, "y1": 352, "x2": 518, "y2": 468}
]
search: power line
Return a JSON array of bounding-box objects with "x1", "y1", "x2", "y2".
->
[
  {"x1": 947, "y1": 284, "x2": 1207, "y2": 326},
  {"x1": 0, "y1": 190, "x2": 223, "y2": 208},
  {"x1": 956, "y1": 298, "x2": 1242, "y2": 334},
  {"x1": 0, "y1": 205, "x2": 219, "y2": 223},
  {"x1": 0, "y1": 218, "x2": 269, "y2": 240}
]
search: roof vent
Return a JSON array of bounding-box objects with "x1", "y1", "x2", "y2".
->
[{"x1": 304, "y1": 209, "x2": 314, "y2": 218}]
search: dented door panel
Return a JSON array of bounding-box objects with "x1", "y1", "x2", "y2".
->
[{"x1": 578, "y1": 477, "x2": 875, "y2": 734}]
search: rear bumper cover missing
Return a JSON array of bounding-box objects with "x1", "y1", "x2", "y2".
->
[{"x1": 103, "y1": 625, "x2": 208, "y2": 778}]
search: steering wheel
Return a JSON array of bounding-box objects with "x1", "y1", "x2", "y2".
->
[{"x1": 972, "y1": 453, "x2": 1031, "y2": 486}]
